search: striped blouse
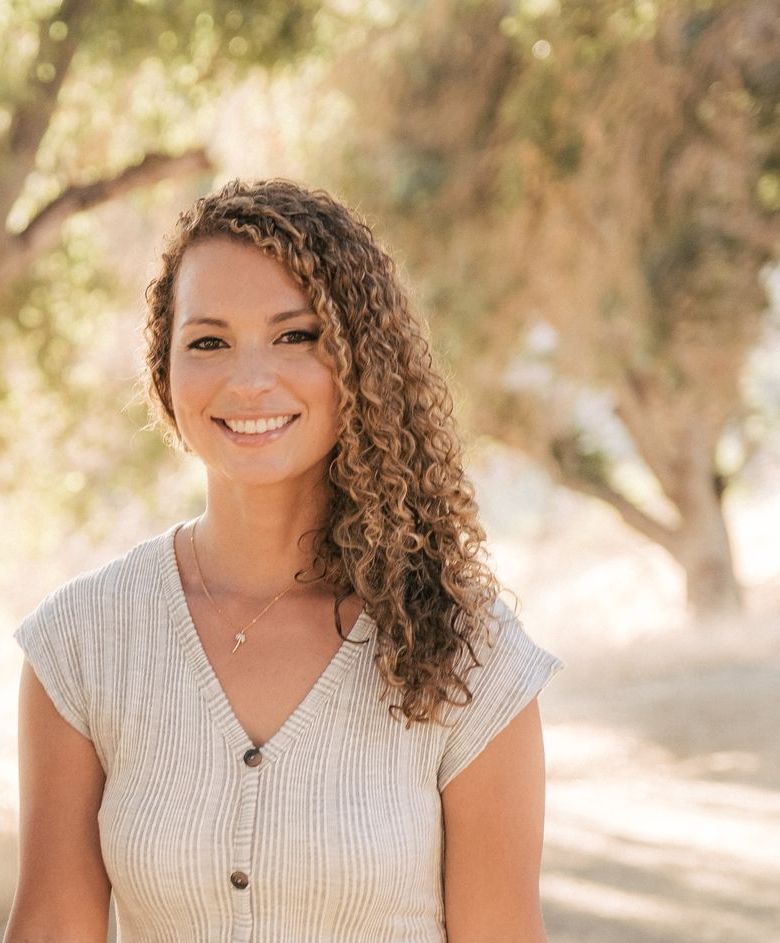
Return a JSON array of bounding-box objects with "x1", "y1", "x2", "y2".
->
[{"x1": 13, "y1": 518, "x2": 564, "y2": 943}]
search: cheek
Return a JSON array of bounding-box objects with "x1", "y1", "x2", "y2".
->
[
  {"x1": 313, "y1": 366, "x2": 340, "y2": 416},
  {"x1": 168, "y1": 355, "x2": 208, "y2": 419},
  {"x1": 170, "y1": 352, "x2": 201, "y2": 390},
  {"x1": 167, "y1": 358, "x2": 185, "y2": 409}
]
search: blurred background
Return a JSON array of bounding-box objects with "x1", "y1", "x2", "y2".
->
[{"x1": 0, "y1": 0, "x2": 778, "y2": 940}]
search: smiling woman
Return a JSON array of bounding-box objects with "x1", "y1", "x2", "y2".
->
[
  {"x1": 167, "y1": 236, "x2": 339, "y2": 490},
  {"x1": 6, "y1": 178, "x2": 563, "y2": 943}
]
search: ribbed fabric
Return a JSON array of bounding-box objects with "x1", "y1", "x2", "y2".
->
[{"x1": 13, "y1": 519, "x2": 564, "y2": 943}]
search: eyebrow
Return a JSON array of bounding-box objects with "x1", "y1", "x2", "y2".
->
[{"x1": 180, "y1": 307, "x2": 315, "y2": 329}]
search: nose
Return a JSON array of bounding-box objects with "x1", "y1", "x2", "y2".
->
[{"x1": 225, "y1": 346, "x2": 278, "y2": 396}]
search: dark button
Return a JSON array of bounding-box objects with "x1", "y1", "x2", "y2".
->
[
  {"x1": 230, "y1": 870, "x2": 249, "y2": 889},
  {"x1": 243, "y1": 748, "x2": 262, "y2": 767}
]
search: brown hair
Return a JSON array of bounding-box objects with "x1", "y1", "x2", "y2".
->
[{"x1": 143, "y1": 177, "x2": 507, "y2": 728}]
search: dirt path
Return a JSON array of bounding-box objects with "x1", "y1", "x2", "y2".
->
[{"x1": 538, "y1": 620, "x2": 780, "y2": 943}]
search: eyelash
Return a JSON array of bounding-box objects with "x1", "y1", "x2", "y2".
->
[{"x1": 187, "y1": 330, "x2": 319, "y2": 351}]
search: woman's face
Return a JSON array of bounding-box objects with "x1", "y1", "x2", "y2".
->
[{"x1": 168, "y1": 235, "x2": 340, "y2": 489}]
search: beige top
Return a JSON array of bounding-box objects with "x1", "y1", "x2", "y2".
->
[{"x1": 13, "y1": 519, "x2": 564, "y2": 942}]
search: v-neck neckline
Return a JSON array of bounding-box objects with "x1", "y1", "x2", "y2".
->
[{"x1": 157, "y1": 518, "x2": 374, "y2": 762}]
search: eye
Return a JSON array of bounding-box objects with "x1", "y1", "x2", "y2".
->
[
  {"x1": 278, "y1": 330, "x2": 319, "y2": 344},
  {"x1": 187, "y1": 336, "x2": 225, "y2": 350}
]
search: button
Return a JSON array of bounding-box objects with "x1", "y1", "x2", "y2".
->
[
  {"x1": 230, "y1": 870, "x2": 249, "y2": 889},
  {"x1": 243, "y1": 748, "x2": 262, "y2": 767}
]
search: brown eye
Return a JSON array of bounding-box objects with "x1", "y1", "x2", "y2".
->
[
  {"x1": 279, "y1": 330, "x2": 319, "y2": 344},
  {"x1": 188, "y1": 336, "x2": 224, "y2": 350}
]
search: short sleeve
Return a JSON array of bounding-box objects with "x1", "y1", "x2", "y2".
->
[
  {"x1": 13, "y1": 595, "x2": 92, "y2": 740},
  {"x1": 437, "y1": 596, "x2": 563, "y2": 792}
]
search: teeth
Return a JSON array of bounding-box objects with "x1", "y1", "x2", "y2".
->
[{"x1": 224, "y1": 415, "x2": 294, "y2": 435}]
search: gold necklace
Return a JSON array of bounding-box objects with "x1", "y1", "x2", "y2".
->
[{"x1": 189, "y1": 518, "x2": 299, "y2": 654}]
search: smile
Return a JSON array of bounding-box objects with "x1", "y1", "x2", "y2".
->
[
  {"x1": 220, "y1": 414, "x2": 297, "y2": 435},
  {"x1": 213, "y1": 414, "x2": 299, "y2": 444}
]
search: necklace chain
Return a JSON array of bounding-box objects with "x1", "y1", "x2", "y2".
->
[{"x1": 189, "y1": 517, "x2": 299, "y2": 654}]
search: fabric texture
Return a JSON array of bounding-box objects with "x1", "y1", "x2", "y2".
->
[{"x1": 13, "y1": 519, "x2": 564, "y2": 943}]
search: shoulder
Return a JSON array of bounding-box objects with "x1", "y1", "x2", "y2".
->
[
  {"x1": 17, "y1": 524, "x2": 176, "y2": 639},
  {"x1": 13, "y1": 524, "x2": 181, "y2": 743},
  {"x1": 436, "y1": 593, "x2": 564, "y2": 793},
  {"x1": 460, "y1": 594, "x2": 556, "y2": 680}
]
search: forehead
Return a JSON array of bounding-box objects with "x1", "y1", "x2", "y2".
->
[{"x1": 173, "y1": 236, "x2": 307, "y2": 318}]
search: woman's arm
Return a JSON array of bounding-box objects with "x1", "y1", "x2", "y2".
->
[
  {"x1": 441, "y1": 696, "x2": 549, "y2": 943},
  {"x1": 3, "y1": 660, "x2": 111, "y2": 943}
]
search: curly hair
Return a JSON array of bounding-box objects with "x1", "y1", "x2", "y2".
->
[{"x1": 142, "y1": 177, "x2": 509, "y2": 729}]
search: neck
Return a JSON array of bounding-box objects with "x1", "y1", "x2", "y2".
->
[{"x1": 191, "y1": 478, "x2": 333, "y2": 601}]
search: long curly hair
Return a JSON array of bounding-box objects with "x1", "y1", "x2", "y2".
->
[{"x1": 143, "y1": 177, "x2": 509, "y2": 729}]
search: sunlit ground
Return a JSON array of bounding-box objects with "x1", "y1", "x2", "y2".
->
[
  {"x1": 0, "y1": 447, "x2": 778, "y2": 941},
  {"x1": 480, "y1": 449, "x2": 780, "y2": 942}
]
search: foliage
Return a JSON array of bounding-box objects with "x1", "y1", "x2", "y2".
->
[
  {"x1": 0, "y1": 0, "x2": 326, "y2": 553},
  {"x1": 309, "y1": 0, "x2": 780, "y2": 613}
]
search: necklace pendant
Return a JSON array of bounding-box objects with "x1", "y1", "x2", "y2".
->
[{"x1": 232, "y1": 631, "x2": 246, "y2": 654}]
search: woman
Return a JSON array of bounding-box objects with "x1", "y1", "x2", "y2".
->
[{"x1": 7, "y1": 178, "x2": 564, "y2": 943}]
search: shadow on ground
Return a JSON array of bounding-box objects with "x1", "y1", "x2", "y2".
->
[{"x1": 538, "y1": 611, "x2": 780, "y2": 943}]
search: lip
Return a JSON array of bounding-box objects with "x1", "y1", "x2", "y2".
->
[
  {"x1": 215, "y1": 413, "x2": 300, "y2": 421},
  {"x1": 213, "y1": 414, "x2": 300, "y2": 446}
]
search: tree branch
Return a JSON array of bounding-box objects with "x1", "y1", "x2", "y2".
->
[
  {"x1": 554, "y1": 464, "x2": 679, "y2": 555},
  {"x1": 1, "y1": 0, "x2": 90, "y2": 224},
  {"x1": 547, "y1": 431, "x2": 679, "y2": 554},
  {"x1": 614, "y1": 372, "x2": 682, "y2": 509},
  {"x1": 473, "y1": 382, "x2": 680, "y2": 554},
  {"x1": 0, "y1": 148, "x2": 213, "y2": 291}
]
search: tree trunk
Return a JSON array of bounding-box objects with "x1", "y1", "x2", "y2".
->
[
  {"x1": 667, "y1": 426, "x2": 744, "y2": 619},
  {"x1": 673, "y1": 487, "x2": 743, "y2": 619},
  {"x1": 478, "y1": 388, "x2": 746, "y2": 620}
]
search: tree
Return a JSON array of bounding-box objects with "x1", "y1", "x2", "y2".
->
[
  {"x1": 0, "y1": 0, "x2": 324, "y2": 549},
  {"x1": 0, "y1": 0, "x2": 322, "y2": 292},
  {"x1": 323, "y1": 0, "x2": 780, "y2": 618}
]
